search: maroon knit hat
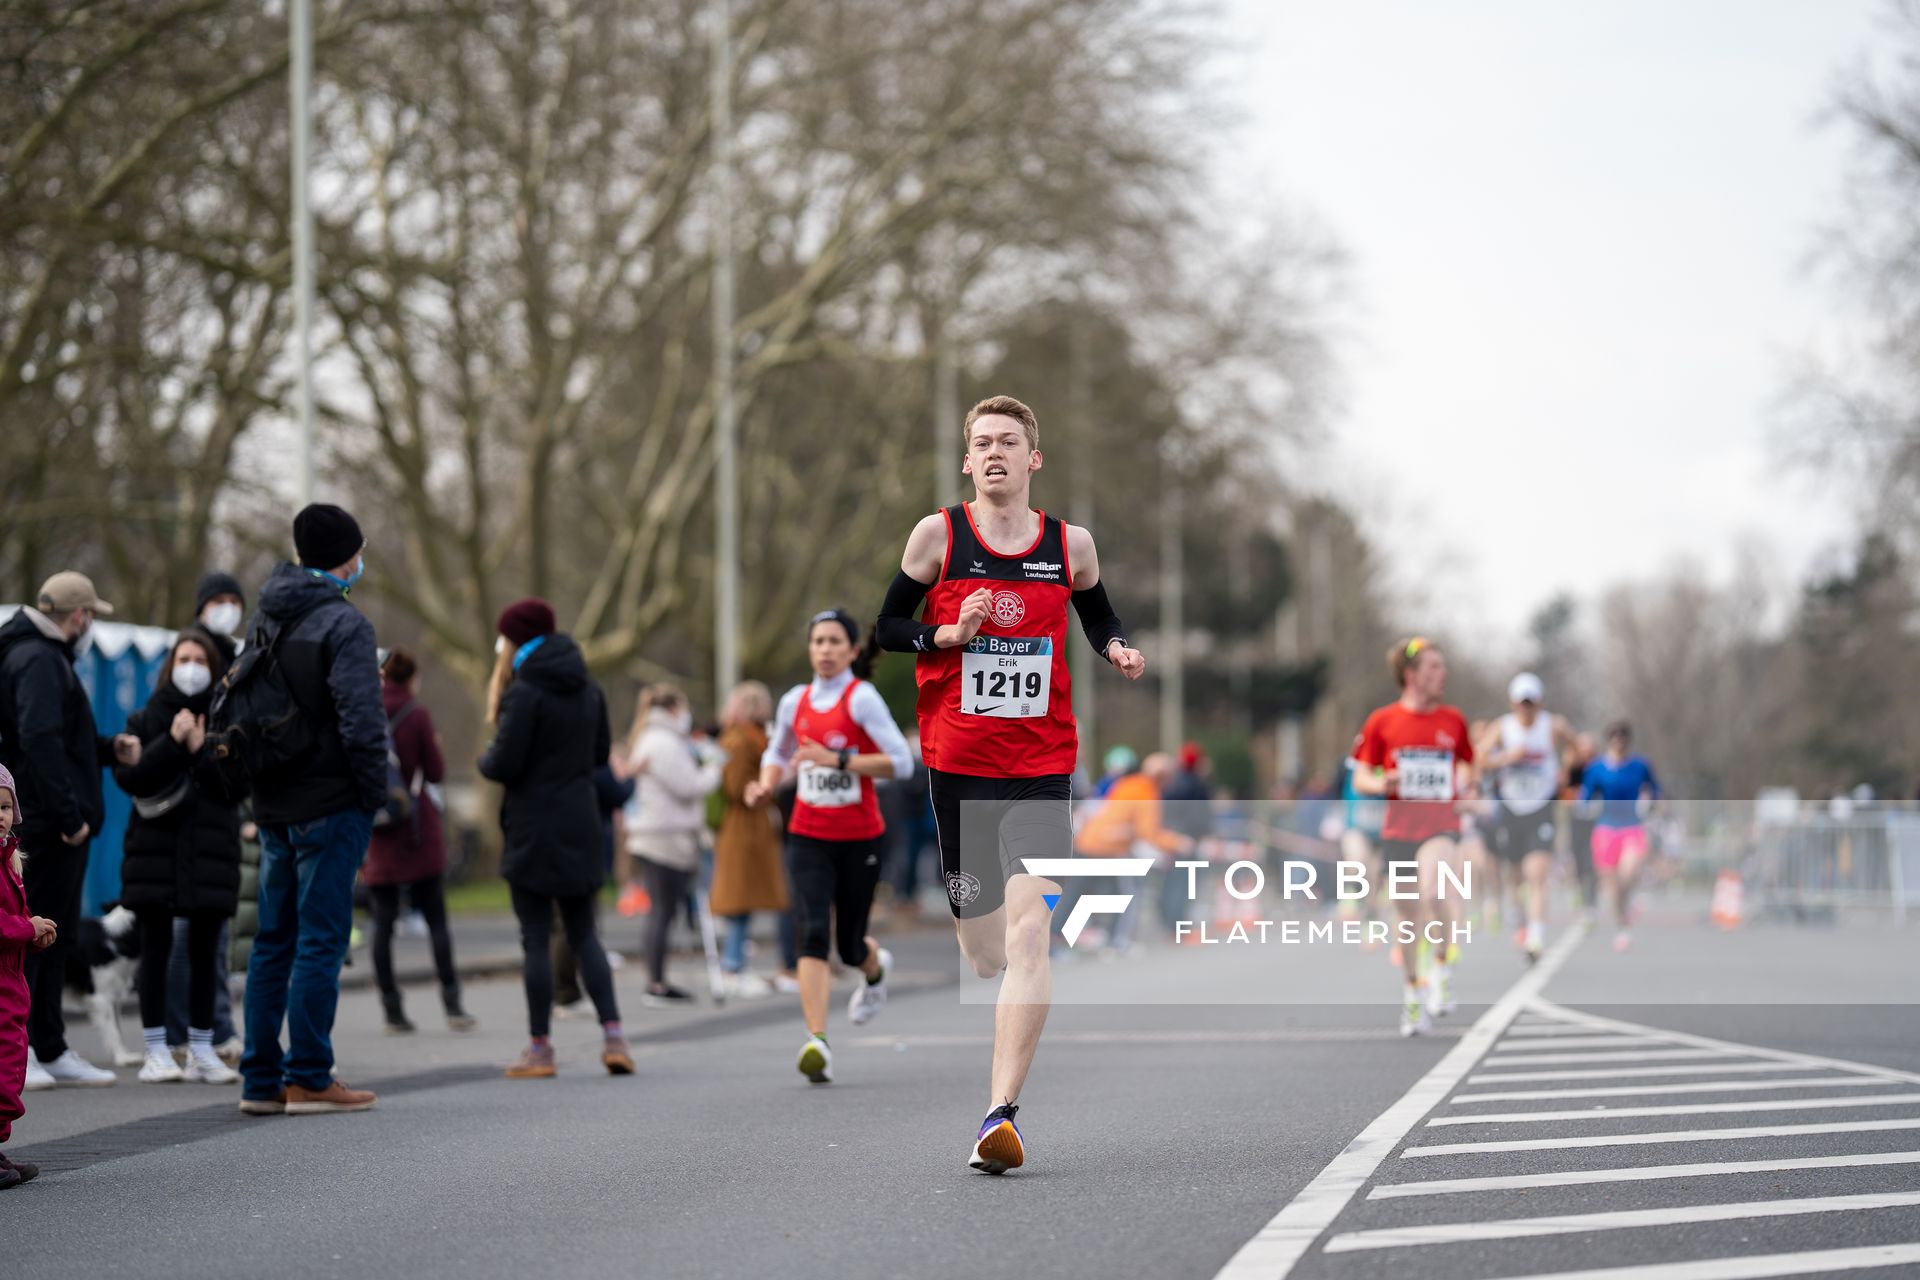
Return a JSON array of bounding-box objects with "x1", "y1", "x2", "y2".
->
[{"x1": 496, "y1": 598, "x2": 557, "y2": 646}]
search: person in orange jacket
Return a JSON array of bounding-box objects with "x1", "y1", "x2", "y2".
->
[{"x1": 1070, "y1": 753, "x2": 1191, "y2": 950}]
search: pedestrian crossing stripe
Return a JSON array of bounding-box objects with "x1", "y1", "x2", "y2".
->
[{"x1": 1210, "y1": 925, "x2": 1920, "y2": 1280}]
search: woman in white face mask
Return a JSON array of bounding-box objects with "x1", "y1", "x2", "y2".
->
[
  {"x1": 111, "y1": 635, "x2": 245, "y2": 1084},
  {"x1": 190, "y1": 571, "x2": 248, "y2": 666}
]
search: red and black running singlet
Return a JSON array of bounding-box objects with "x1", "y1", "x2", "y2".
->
[
  {"x1": 915, "y1": 503, "x2": 1077, "y2": 779},
  {"x1": 788, "y1": 678, "x2": 885, "y2": 842}
]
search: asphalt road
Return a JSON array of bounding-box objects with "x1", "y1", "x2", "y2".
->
[{"x1": 6, "y1": 906, "x2": 1917, "y2": 1280}]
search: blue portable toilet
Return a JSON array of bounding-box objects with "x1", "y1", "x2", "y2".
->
[{"x1": 0, "y1": 606, "x2": 177, "y2": 915}]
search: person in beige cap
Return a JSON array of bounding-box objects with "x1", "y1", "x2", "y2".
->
[{"x1": 0, "y1": 571, "x2": 141, "y2": 1088}]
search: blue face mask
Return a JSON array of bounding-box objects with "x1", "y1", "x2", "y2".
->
[{"x1": 313, "y1": 555, "x2": 366, "y2": 595}]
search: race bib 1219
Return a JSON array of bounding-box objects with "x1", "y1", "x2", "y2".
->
[{"x1": 960, "y1": 635, "x2": 1052, "y2": 719}]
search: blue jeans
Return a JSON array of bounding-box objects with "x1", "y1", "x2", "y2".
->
[
  {"x1": 241, "y1": 810, "x2": 372, "y2": 1096},
  {"x1": 722, "y1": 913, "x2": 799, "y2": 973},
  {"x1": 167, "y1": 917, "x2": 234, "y2": 1046}
]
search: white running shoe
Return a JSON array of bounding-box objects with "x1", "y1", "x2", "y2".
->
[
  {"x1": 1399, "y1": 990, "x2": 1430, "y2": 1038},
  {"x1": 23, "y1": 1049, "x2": 55, "y2": 1092},
  {"x1": 1424, "y1": 964, "x2": 1455, "y2": 1018},
  {"x1": 184, "y1": 1050, "x2": 239, "y2": 1084},
  {"x1": 796, "y1": 1035, "x2": 833, "y2": 1084},
  {"x1": 138, "y1": 1049, "x2": 185, "y2": 1083},
  {"x1": 45, "y1": 1049, "x2": 117, "y2": 1086},
  {"x1": 847, "y1": 948, "x2": 892, "y2": 1026},
  {"x1": 729, "y1": 972, "x2": 773, "y2": 999},
  {"x1": 215, "y1": 1036, "x2": 245, "y2": 1067}
]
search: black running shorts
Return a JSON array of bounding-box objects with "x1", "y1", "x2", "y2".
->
[
  {"x1": 928, "y1": 767, "x2": 1073, "y2": 919},
  {"x1": 1491, "y1": 809, "x2": 1557, "y2": 864}
]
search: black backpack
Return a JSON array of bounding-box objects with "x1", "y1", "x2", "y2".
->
[
  {"x1": 205, "y1": 604, "x2": 331, "y2": 801},
  {"x1": 371, "y1": 701, "x2": 418, "y2": 833}
]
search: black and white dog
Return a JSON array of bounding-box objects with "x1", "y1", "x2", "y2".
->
[{"x1": 63, "y1": 905, "x2": 145, "y2": 1067}]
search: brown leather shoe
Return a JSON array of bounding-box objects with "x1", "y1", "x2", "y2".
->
[
  {"x1": 506, "y1": 1044, "x2": 557, "y2": 1079},
  {"x1": 602, "y1": 1036, "x2": 635, "y2": 1076},
  {"x1": 285, "y1": 1081, "x2": 377, "y2": 1114},
  {"x1": 239, "y1": 1089, "x2": 288, "y2": 1116}
]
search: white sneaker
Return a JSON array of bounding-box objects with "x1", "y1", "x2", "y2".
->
[
  {"x1": 605, "y1": 950, "x2": 627, "y2": 971},
  {"x1": 215, "y1": 1036, "x2": 245, "y2": 1067},
  {"x1": 772, "y1": 972, "x2": 801, "y2": 995},
  {"x1": 847, "y1": 948, "x2": 892, "y2": 1026},
  {"x1": 796, "y1": 1035, "x2": 833, "y2": 1084},
  {"x1": 1399, "y1": 990, "x2": 1430, "y2": 1038},
  {"x1": 23, "y1": 1049, "x2": 55, "y2": 1092},
  {"x1": 184, "y1": 1050, "x2": 239, "y2": 1084},
  {"x1": 45, "y1": 1048, "x2": 117, "y2": 1086},
  {"x1": 138, "y1": 1049, "x2": 185, "y2": 1083},
  {"x1": 1424, "y1": 964, "x2": 1455, "y2": 1018},
  {"x1": 729, "y1": 972, "x2": 773, "y2": 999}
]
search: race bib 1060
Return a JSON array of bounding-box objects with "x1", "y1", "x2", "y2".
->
[
  {"x1": 797, "y1": 762, "x2": 860, "y2": 808},
  {"x1": 960, "y1": 635, "x2": 1052, "y2": 719},
  {"x1": 1395, "y1": 747, "x2": 1455, "y2": 802}
]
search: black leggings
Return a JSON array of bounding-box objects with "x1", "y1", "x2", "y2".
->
[
  {"x1": 640, "y1": 859, "x2": 695, "y2": 986},
  {"x1": 136, "y1": 909, "x2": 225, "y2": 1031},
  {"x1": 510, "y1": 886, "x2": 618, "y2": 1038},
  {"x1": 788, "y1": 834, "x2": 882, "y2": 967},
  {"x1": 366, "y1": 875, "x2": 459, "y2": 1001}
]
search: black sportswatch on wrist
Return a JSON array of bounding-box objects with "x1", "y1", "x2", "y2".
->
[{"x1": 837, "y1": 747, "x2": 852, "y2": 771}]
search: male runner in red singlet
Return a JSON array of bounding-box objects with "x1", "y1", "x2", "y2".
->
[
  {"x1": 1351, "y1": 637, "x2": 1477, "y2": 1036},
  {"x1": 875, "y1": 395, "x2": 1145, "y2": 1174}
]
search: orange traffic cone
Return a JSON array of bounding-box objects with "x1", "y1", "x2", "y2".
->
[{"x1": 1709, "y1": 869, "x2": 1744, "y2": 930}]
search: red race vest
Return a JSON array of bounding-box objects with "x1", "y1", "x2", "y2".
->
[
  {"x1": 789, "y1": 678, "x2": 885, "y2": 841},
  {"x1": 915, "y1": 503, "x2": 1077, "y2": 779}
]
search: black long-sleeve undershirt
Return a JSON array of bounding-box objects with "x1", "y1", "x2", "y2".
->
[{"x1": 873, "y1": 569, "x2": 1127, "y2": 661}]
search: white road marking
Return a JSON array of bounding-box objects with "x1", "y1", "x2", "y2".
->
[
  {"x1": 1502, "y1": 1023, "x2": 1636, "y2": 1037},
  {"x1": 1368, "y1": 1150, "x2": 1920, "y2": 1199},
  {"x1": 1426, "y1": 1092, "x2": 1920, "y2": 1127},
  {"x1": 1492, "y1": 1243, "x2": 1920, "y2": 1280},
  {"x1": 1404, "y1": 1116, "x2": 1920, "y2": 1157},
  {"x1": 1450, "y1": 1076, "x2": 1889, "y2": 1104},
  {"x1": 1487, "y1": 1035, "x2": 1673, "y2": 1052},
  {"x1": 1469, "y1": 1061, "x2": 1822, "y2": 1084},
  {"x1": 1207, "y1": 922, "x2": 1590, "y2": 1280},
  {"x1": 843, "y1": 1027, "x2": 1464, "y2": 1049},
  {"x1": 1528, "y1": 999, "x2": 1920, "y2": 1087},
  {"x1": 1481, "y1": 1047, "x2": 1735, "y2": 1067},
  {"x1": 1323, "y1": 1190, "x2": 1920, "y2": 1252}
]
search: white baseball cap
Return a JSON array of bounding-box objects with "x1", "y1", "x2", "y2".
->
[{"x1": 1508, "y1": 672, "x2": 1544, "y2": 704}]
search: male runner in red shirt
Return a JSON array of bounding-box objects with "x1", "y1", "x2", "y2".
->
[
  {"x1": 876, "y1": 395, "x2": 1145, "y2": 1174},
  {"x1": 1352, "y1": 637, "x2": 1477, "y2": 1036}
]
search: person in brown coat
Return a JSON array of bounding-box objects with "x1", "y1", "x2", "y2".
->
[{"x1": 709, "y1": 682, "x2": 793, "y2": 995}]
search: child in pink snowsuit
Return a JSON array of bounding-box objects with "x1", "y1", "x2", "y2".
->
[{"x1": 1, "y1": 762, "x2": 52, "y2": 1189}]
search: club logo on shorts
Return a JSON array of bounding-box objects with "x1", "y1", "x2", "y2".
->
[
  {"x1": 946, "y1": 871, "x2": 983, "y2": 908},
  {"x1": 990, "y1": 590, "x2": 1026, "y2": 627}
]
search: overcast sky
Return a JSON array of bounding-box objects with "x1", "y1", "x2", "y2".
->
[{"x1": 1221, "y1": 0, "x2": 1886, "y2": 650}]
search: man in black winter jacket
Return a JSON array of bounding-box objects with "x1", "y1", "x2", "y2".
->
[
  {"x1": 0, "y1": 572, "x2": 139, "y2": 1086},
  {"x1": 237, "y1": 505, "x2": 388, "y2": 1116}
]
